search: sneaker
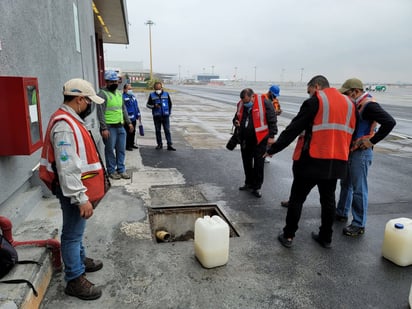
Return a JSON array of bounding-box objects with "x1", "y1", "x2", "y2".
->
[
  {"x1": 311, "y1": 232, "x2": 332, "y2": 249},
  {"x1": 155, "y1": 145, "x2": 163, "y2": 150},
  {"x1": 167, "y1": 145, "x2": 176, "y2": 151},
  {"x1": 280, "y1": 200, "x2": 289, "y2": 208},
  {"x1": 252, "y1": 189, "x2": 262, "y2": 198},
  {"x1": 65, "y1": 274, "x2": 102, "y2": 300},
  {"x1": 278, "y1": 232, "x2": 293, "y2": 248},
  {"x1": 335, "y1": 214, "x2": 348, "y2": 222},
  {"x1": 109, "y1": 172, "x2": 121, "y2": 180},
  {"x1": 84, "y1": 257, "x2": 103, "y2": 272},
  {"x1": 119, "y1": 172, "x2": 130, "y2": 179},
  {"x1": 343, "y1": 224, "x2": 365, "y2": 237}
]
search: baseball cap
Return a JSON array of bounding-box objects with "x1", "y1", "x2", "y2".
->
[
  {"x1": 63, "y1": 78, "x2": 104, "y2": 104},
  {"x1": 339, "y1": 78, "x2": 363, "y2": 94}
]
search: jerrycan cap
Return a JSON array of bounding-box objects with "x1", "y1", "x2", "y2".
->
[{"x1": 394, "y1": 223, "x2": 404, "y2": 229}]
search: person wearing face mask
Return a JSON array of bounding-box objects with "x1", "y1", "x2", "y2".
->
[
  {"x1": 39, "y1": 78, "x2": 106, "y2": 300},
  {"x1": 122, "y1": 83, "x2": 141, "y2": 151},
  {"x1": 336, "y1": 78, "x2": 396, "y2": 237},
  {"x1": 232, "y1": 88, "x2": 278, "y2": 198},
  {"x1": 146, "y1": 81, "x2": 175, "y2": 150},
  {"x1": 264, "y1": 75, "x2": 357, "y2": 249},
  {"x1": 96, "y1": 70, "x2": 133, "y2": 180}
]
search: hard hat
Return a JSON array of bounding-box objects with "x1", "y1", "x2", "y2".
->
[
  {"x1": 104, "y1": 70, "x2": 119, "y2": 81},
  {"x1": 269, "y1": 85, "x2": 280, "y2": 97}
]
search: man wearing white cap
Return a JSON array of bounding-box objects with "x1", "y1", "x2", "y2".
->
[{"x1": 39, "y1": 78, "x2": 106, "y2": 300}]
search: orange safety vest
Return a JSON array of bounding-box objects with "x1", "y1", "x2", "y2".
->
[
  {"x1": 293, "y1": 88, "x2": 356, "y2": 161},
  {"x1": 263, "y1": 92, "x2": 281, "y2": 114},
  {"x1": 351, "y1": 94, "x2": 378, "y2": 151},
  {"x1": 39, "y1": 109, "x2": 105, "y2": 203},
  {"x1": 236, "y1": 94, "x2": 269, "y2": 144}
]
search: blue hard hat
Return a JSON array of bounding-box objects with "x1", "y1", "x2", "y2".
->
[
  {"x1": 104, "y1": 70, "x2": 119, "y2": 81},
  {"x1": 269, "y1": 85, "x2": 280, "y2": 97}
]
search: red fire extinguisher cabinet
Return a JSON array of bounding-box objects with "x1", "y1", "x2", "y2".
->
[{"x1": 0, "y1": 76, "x2": 43, "y2": 156}]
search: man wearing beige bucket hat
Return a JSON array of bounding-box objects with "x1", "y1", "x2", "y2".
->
[
  {"x1": 336, "y1": 78, "x2": 396, "y2": 237},
  {"x1": 39, "y1": 78, "x2": 106, "y2": 300}
]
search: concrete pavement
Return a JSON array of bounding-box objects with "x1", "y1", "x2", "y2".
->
[{"x1": 1, "y1": 90, "x2": 412, "y2": 308}]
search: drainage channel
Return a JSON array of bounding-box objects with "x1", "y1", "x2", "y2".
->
[{"x1": 148, "y1": 204, "x2": 239, "y2": 243}]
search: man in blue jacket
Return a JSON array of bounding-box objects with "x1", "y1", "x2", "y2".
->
[
  {"x1": 146, "y1": 82, "x2": 176, "y2": 151},
  {"x1": 123, "y1": 83, "x2": 141, "y2": 151}
]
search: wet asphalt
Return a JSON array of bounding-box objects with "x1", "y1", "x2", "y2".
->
[{"x1": 39, "y1": 91, "x2": 412, "y2": 309}]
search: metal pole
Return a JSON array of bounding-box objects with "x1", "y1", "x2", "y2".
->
[{"x1": 145, "y1": 20, "x2": 155, "y2": 80}]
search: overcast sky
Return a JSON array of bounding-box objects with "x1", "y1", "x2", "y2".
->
[{"x1": 104, "y1": 0, "x2": 412, "y2": 84}]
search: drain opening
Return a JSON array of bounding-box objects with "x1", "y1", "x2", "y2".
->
[{"x1": 148, "y1": 204, "x2": 239, "y2": 243}]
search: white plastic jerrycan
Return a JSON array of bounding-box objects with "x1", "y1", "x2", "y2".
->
[
  {"x1": 381, "y1": 217, "x2": 412, "y2": 266},
  {"x1": 409, "y1": 281, "x2": 412, "y2": 308},
  {"x1": 194, "y1": 215, "x2": 229, "y2": 268}
]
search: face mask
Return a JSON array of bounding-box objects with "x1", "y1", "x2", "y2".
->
[
  {"x1": 155, "y1": 90, "x2": 162, "y2": 95},
  {"x1": 79, "y1": 103, "x2": 92, "y2": 120},
  {"x1": 127, "y1": 90, "x2": 133, "y2": 95},
  {"x1": 108, "y1": 84, "x2": 118, "y2": 92},
  {"x1": 243, "y1": 102, "x2": 253, "y2": 108}
]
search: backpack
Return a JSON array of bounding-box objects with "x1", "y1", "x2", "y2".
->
[{"x1": 0, "y1": 234, "x2": 40, "y2": 296}]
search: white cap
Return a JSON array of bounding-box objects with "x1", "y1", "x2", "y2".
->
[{"x1": 63, "y1": 78, "x2": 104, "y2": 104}]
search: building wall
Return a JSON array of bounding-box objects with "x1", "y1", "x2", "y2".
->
[{"x1": 0, "y1": 0, "x2": 100, "y2": 206}]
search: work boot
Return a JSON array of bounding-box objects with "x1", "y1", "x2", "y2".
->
[
  {"x1": 119, "y1": 172, "x2": 131, "y2": 179},
  {"x1": 280, "y1": 201, "x2": 289, "y2": 208},
  {"x1": 84, "y1": 257, "x2": 103, "y2": 272},
  {"x1": 65, "y1": 274, "x2": 102, "y2": 300}
]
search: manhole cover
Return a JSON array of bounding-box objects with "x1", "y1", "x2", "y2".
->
[{"x1": 148, "y1": 204, "x2": 239, "y2": 243}]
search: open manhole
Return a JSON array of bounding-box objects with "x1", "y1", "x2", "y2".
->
[{"x1": 148, "y1": 204, "x2": 239, "y2": 243}]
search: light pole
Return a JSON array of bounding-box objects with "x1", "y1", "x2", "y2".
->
[
  {"x1": 211, "y1": 65, "x2": 215, "y2": 75},
  {"x1": 280, "y1": 68, "x2": 285, "y2": 83},
  {"x1": 178, "y1": 65, "x2": 181, "y2": 82},
  {"x1": 234, "y1": 67, "x2": 238, "y2": 81},
  {"x1": 145, "y1": 20, "x2": 155, "y2": 81},
  {"x1": 300, "y1": 67, "x2": 304, "y2": 84}
]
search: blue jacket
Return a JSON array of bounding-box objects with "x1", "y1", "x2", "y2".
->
[
  {"x1": 123, "y1": 92, "x2": 141, "y2": 122},
  {"x1": 147, "y1": 91, "x2": 171, "y2": 117}
]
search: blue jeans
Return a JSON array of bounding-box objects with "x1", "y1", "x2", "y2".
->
[
  {"x1": 56, "y1": 189, "x2": 86, "y2": 282},
  {"x1": 336, "y1": 148, "x2": 373, "y2": 227},
  {"x1": 153, "y1": 116, "x2": 172, "y2": 146},
  {"x1": 104, "y1": 126, "x2": 126, "y2": 174}
]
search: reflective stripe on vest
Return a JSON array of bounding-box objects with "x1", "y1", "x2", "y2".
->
[
  {"x1": 236, "y1": 94, "x2": 269, "y2": 144},
  {"x1": 39, "y1": 110, "x2": 104, "y2": 203},
  {"x1": 351, "y1": 93, "x2": 377, "y2": 151},
  {"x1": 40, "y1": 114, "x2": 101, "y2": 174},
  {"x1": 312, "y1": 91, "x2": 355, "y2": 135},
  {"x1": 150, "y1": 92, "x2": 170, "y2": 116},
  {"x1": 292, "y1": 89, "x2": 356, "y2": 161}
]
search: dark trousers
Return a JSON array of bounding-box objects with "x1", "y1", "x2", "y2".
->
[
  {"x1": 125, "y1": 120, "x2": 136, "y2": 148},
  {"x1": 284, "y1": 177, "x2": 337, "y2": 242},
  {"x1": 153, "y1": 116, "x2": 172, "y2": 146},
  {"x1": 240, "y1": 141, "x2": 266, "y2": 190}
]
